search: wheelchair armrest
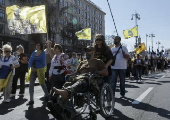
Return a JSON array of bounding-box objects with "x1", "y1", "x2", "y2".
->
[
  {"x1": 89, "y1": 73, "x2": 103, "y2": 80},
  {"x1": 65, "y1": 72, "x2": 78, "y2": 82}
]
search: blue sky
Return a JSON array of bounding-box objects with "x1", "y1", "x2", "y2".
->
[{"x1": 91, "y1": 0, "x2": 170, "y2": 52}]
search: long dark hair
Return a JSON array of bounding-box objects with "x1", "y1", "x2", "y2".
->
[
  {"x1": 94, "y1": 34, "x2": 110, "y2": 54},
  {"x1": 36, "y1": 42, "x2": 43, "y2": 50}
]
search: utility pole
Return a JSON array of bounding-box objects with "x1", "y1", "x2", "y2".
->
[
  {"x1": 131, "y1": 12, "x2": 140, "y2": 48},
  {"x1": 149, "y1": 34, "x2": 155, "y2": 51},
  {"x1": 146, "y1": 34, "x2": 148, "y2": 50}
]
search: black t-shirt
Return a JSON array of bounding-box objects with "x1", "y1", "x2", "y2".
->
[
  {"x1": 16, "y1": 53, "x2": 28, "y2": 73},
  {"x1": 94, "y1": 48, "x2": 113, "y2": 76}
]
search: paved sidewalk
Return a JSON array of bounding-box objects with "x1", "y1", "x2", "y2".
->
[{"x1": 17, "y1": 78, "x2": 39, "y2": 89}]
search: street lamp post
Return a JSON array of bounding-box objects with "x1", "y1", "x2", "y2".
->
[
  {"x1": 149, "y1": 34, "x2": 155, "y2": 51},
  {"x1": 131, "y1": 12, "x2": 140, "y2": 47},
  {"x1": 146, "y1": 34, "x2": 148, "y2": 50}
]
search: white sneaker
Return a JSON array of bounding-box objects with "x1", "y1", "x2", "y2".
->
[{"x1": 10, "y1": 94, "x2": 15, "y2": 97}]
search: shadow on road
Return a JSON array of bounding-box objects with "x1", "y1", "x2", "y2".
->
[
  {"x1": 105, "y1": 109, "x2": 133, "y2": 120},
  {"x1": 0, "y1": 95, "x2": 27, "y2": 115},
  {"x1": 116, "y1": 97, "x2": 170, "y2": 120},
  {"x1": 25, "y1": 101, "x2": 55, "y2": 120},
  {"x1": 157, "y1": 80, "x2": 170, "y2": 83}
]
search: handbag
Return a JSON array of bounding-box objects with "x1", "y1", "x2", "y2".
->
[{"x1": 112, "y1": 45, "x2": 122, "y2": 66}]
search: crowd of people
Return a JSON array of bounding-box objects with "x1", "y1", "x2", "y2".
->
[
  {"x1": 0, "y1": 34, "x2": 169, "y2": 108},
  {"x1": 126, "y1": 53, "x2": 170, "y2": 82}
]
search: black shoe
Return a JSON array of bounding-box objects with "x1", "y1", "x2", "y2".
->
[
  {"x1": 120, "y1": 95, "x2": 125, "y2": 98},
  {"x1": 26, "y1": 101, "x2": 34, "y2": 106}
]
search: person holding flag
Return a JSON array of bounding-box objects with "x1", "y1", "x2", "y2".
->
[
  {"x1": 0, "y1": 44, "x2": 20, "y2": 103},
  {"x1": 26, "y1": 43, "x2": 49, "y2": 105}
]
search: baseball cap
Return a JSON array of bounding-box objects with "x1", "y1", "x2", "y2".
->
[{"x1": 83, "y1": 46, "x2": 95, "y2": 52}]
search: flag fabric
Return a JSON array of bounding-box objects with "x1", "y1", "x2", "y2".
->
[
  {"x1": 6, "y1": 5, "x2": 47, "y2": 34},
  {"x1": 26, "y1": 66, "x2": 46, "y2": 84},
  {"x1": 134, "y1": 43, "x2": 146, "y2": 54},
  {"x1": 123, "y1": 26, "x2": 138, "y2": 39},
  {"x1": 0, "y1": 65, "x2": 12, "y2": 91},
  {"x1": 75, "y1": 28, "x2": 91, "y2": 40}
]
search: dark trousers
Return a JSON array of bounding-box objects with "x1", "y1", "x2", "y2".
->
[
  {"x1": 50, "y1": 74, "x2": 65, "y2": 100},
  {"x1": 45, "y1": 63, "x2": 51, "y2": 93},
  {"x1": 11, "y1": 72, "x2": 26, "y2": 94}
]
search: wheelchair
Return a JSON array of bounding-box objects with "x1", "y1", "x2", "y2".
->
[{"x1": 47, "y1": 72, "x2": 115, "y2": 120}]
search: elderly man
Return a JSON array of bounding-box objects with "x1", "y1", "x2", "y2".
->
[
  {"x1": 44, "y1": 40, "x2": 54, "y2": 93},
  {"x1": 53, "y1": 46, "x2": 108, "y2": 99}
]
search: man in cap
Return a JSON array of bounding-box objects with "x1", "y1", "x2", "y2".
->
[
  {"x1": 44, "y1": 40, "x2": 54, "y2": 93},
  {"x1": 53, "y1": 46, "x2": 108, "y2": 100},
  {"x1": 110, "y1": 36, "x2": 129, "y2": 98}
]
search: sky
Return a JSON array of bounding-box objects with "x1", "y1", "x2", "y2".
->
[{"x1": 91, "y1": 0, "x2": 170, "y2": 52}]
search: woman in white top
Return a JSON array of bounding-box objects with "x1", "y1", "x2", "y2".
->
[
  {"x1": 0, "y1": 44, "x2": 20, "y2": 103},
  {"x1": 49, "y1": 44, "x2": 69, "y2": 100}
]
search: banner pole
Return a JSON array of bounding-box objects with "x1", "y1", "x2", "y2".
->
[{"x1": 46, "y1": 32, "x2": 48, "y2": 41}]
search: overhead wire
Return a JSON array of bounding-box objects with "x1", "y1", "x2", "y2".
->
[{"x1": 106, "y1": 0, "x2": 118, "y2": 36}]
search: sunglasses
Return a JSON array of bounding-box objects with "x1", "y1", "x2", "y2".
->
[
  {"x1": 5, "y1": 51, "x2": 11, "y2": 53},
  {"x1": 95, "y1": 38, "x2": 102, "y2": 41}
]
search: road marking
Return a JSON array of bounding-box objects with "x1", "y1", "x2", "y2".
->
[
  {"x1": 161, "y1": 75, "x2": 165, "y2": 78},
  {"x1": 36, "y1": 95, "x2": 44, "y2": 98},
  {"x1": 132, "y1": 87, "x2": 154, "y2": 104}
]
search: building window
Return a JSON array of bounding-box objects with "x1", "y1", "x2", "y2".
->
[
  {"x1": 85, "y1": 12, "x2": 87, "y2": 19},
  {"x1": 81, "y1": 10, "x2": 84, "y2": 16},
  {"x1": 74, "y1": 0, "x2": 77, "y2": 5},
  {"x1": 0, "y1": 9, "x2": 5, "y2": 22},
  {"x1": 60, "y1": 0, "x2": 64, "y2": 6},
  {"x1": 74, "y1": 7, "x2": 77, "y2": 13},
  {"x1": 0, "y1": 24, "x2": 5, "y2": 34},
  {"x1": 78, "y1": 8, "x2": 80, "y2": 14},
  {"x1": 0, "y1": 0, "x2": 4, "y2": 5},
  {"x1": 78, "y1": 17, "x2": 80, "y2": 22},
  {"x1": 78, "y1": 0, "x2": 80, "y2": 6}
]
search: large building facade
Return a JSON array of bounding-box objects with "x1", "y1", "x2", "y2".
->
[{"x1": 0, "y1": 0, "x2": 105, "y2": 54}]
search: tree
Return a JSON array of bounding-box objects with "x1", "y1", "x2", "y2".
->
[{"x1": 60, "y1": 22, "x2": 83, "y2": 47}]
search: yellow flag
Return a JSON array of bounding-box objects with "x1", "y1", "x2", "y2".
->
[
  {"x1": 134, "y1": 43, "x2": 146, "y2": 54},
  {"x1": 75, "y1": 28, "x2": 91, "y2": 40},
  {"x1": 6, "y1": 5, "x2": 47, "y2": 34},
  {"x1": 123, "y1": 26, "x2": 138, "y2": 39}
]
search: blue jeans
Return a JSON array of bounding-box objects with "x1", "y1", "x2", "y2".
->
[
  {"x1": 135, "y1": 69, "x2": 142, "y2": 80},
  {"x1": 29, "y1": 72, "x2": 48, "y2": 101},
  {"x1": 110, "y1": 69, "x2": 126, "y2": 96}
]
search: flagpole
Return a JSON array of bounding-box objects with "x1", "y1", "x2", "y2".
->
[{"x1": 46, "y1": 32, "x2": 48, "y2": 41}]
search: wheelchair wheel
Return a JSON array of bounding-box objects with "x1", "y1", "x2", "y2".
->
[
  {"x1": 100, "y1": 83, "x2": 115, "y2": 117},
  {"x1": 63, "y1": 109, "x2": 72, "y2": 120},
  {"x1": 71, "y1": 93, "x2": 88, "y2": 114},
  {"x1": 89, "y1": 111, "x2": 97, "y2": 120}
]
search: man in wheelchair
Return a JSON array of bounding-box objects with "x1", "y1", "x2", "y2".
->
[{"x1": 53, "y1": 46, "x2": 108, "y2": 101}]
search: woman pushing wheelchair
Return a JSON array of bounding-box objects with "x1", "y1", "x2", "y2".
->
[{"x1": 53, "y1": 46, "x2": 108, "y2": 100}]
